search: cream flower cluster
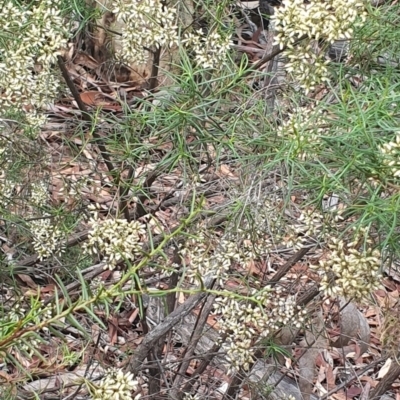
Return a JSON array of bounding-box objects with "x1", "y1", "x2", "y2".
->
[
  {"x1": 283, "y1": 209, "x2": 325, "y2": 249},
  {"x1": 179, "y1": 231, "x2": 254, "y2": 287},
  {"x1": 2, "y1": 300, "x2": 40, "y2": 356},
  {"x1": 112, "y1": 0, "x2": 178, "y2": 64},
  {"x1": 0, "y1": 179, "x2": 14, "y2": 208},
  {"x1": 272, "y1": 0, "x2": 366, "y2": 92},
  {"x1": 91, "y1": 368, "x2": 140, "y2": 400},
  {"x1": 90, "y1": 276, "x2": 105, "y2": 297},
  {"x1": 180, "y1": 201, "x2": 328, "y2": 287},
  {"x1": 30, "y1": 181, "x2": 49, "y2": 207},
  {"x1": 378, "y1": 133, "x2": 400, "y2": 178},
  {"x1": 312, "y1": 238, "x2": 381, "y2": 300},
  {"x1": 182, "y1": 395, "x2": 201, "y2": 400},
  {"x1": 25, "y1": 110, "x2": 49, "y2": 138},
  {"x1": 214, "y1": 287, "x2": 305, "y2": 372},
  {"x1": 277, "y1": 106, "x2": 328, "y2": 160},
  {"x1": 0, "y1": 0, "x2": 69, "y2": 129},
  {"x1": 182, "y1": 29, "x2": 233, "y2": 70},
  {"x1": 29, "y1": 216, "x2": 65, "y2": 260},
  {"x1": 84, "y1": 207, "x2": 146, "y2": 270},
  {"x1": 285, "y1": 45, "x2": 330, "y2": 94},
  {"x1": 3, "y1": 298, "x2": 54, "y2": 356},
  {"x1": 27, "y1": 182, "x2": 62, "y2": 260}
]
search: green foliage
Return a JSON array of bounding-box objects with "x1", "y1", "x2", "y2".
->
[{"x1": 1, "y1": 0, "x2": 400, "y2": 396}]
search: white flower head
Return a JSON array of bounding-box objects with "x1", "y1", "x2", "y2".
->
[{"x1": 91, "y1": 368, "x2": 140, "y2": 400}]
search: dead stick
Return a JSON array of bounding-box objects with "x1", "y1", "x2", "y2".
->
[
  {"x1": 127, "y1": 291, "x2": 208, "y2": 375},
  {"x1": 319, "y1": 356, "x2": 388, "y2": 400},
  {"x1": 267, "y1": 246, "x2": 311, "y2": 286},
  {"x1": 369, "y1": 355, "x2": 400, "y2": 399},
  {"x1": 57, "y1": 55, "x2": 116, "y2": 176}
]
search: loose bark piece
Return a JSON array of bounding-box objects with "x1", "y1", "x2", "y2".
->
[
  {"x1": 249, "y1": 360, "x2": 320, "y2": 400},
  {"x1": 330, "y1": 298, "x2": 370, "y2": 354},
  {"x1": 170, "y1": 294, "x2": 216, "y2": 399},
  {"x1": 298, "y1": 311, "x2": 328, "y2": 400},
  {"x1": 127, "y1": 291, "x2": 207, "y2": 375}
]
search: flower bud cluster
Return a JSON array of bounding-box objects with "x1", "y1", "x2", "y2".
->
[
  {"x1": 214, "y1": 287, "x2": 306, "y2": 372},
  {"x1": 3, "y1": 298, "x2": 54, "y2": 356},
  {"x1": 283, "y1": 209, "x2": 325, "y2": 249},
  {"x1": 0, "y1": 179, "x2": 14, "y2": 208},
  {"x1": 179, "y1": 231, "x2": 256, "y2": 287},
  {"x1": 84, "y1": 206, "x2": 146, "y2": 270},
  {"x1": 277, "y1": 107, "x2": 328, "y2": 160},
  {"x1": 91, "y1": 368, "x2": 140, "y2": 400},
  {"x1": 90, "y1": 276, "x2": 105, "y2": 297},
  {"x1": 183, "y1": 395, "x2": 201, "y2": 400},
  {"x1": 29, "y1": 216, "x2": 65, "y2": 260},
  {"x1": 292, "y1": 209, "x2": 324, "y2": 241},
  {"x1": 272, "y1": 0, "x2": 366, "y2": 92},
  {"x1": 30, "y1": 181, "x2": 49, "y2": 207},
  {"x1": 378, "y1": 133, "x2": 400, "y2": 178},
  {"x1": 112, "y1": 0, "x2": 178, "y2": 64},
  {"x1": 312, "y1": 238, "x2": 381, "y2": 300},
  {"x1": 182, "y1": 29, "x2": 233, "y2": 70},
  {"x1": 25, "y1": 111, "x2": 48, "y2": 138},
  {"x1": 0, "y1": 1, "x2": 69, "y2": 129},
  {"x1": 180, "y1": 202, "x2": 329, "y2": 287}
]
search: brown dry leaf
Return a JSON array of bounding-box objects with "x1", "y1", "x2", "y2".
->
[
  {"x1": 382, "y1": 278, "x2": 397, "y2": 291},
  {"x1": 218, "y1": 164, "x2": 236, "y2": 178},
  {"x1": 59, "y1": 165, "x2": 80, "y2": 175},
  {"x1": 74, "y1": 52, "x2": 99, "y2": 70},
  {"x1": 91, "y1": 324, "x2": 100, "y2": 344},
  {"x1": 0, "y1": 370, "x2": 13, "y2": 383},
  {"x1": 326, "y1": 364, "x2": 335, "y2": 390},
  {"x1": 19, "y1": 274, "x2": 38, "y2": 289},
  {"x1": 246, "y1": 260, "x2": 261, "y2": 277},
  {"x1": 129, "y1": 308, "x2": 139, "y2": 324},
  {"x1": 108, "y1": 316, "x2": 118, "y2": 346},
  {"x1": 80, "y1": 91, "x2": 122, "y2": 111},
  {"x1": 346, "y1": 386, "x2": 362, "y2": 398},
  {"x1": 40, "y1": 284, "x2": 56, "y2": 295},
  {"x1": 332, "y1": 390, "x2": 352, "y2": 400},
  {"x1": 360, "y1": 375, "x2": 379, "y2": 388},
  {"x1": 80, "y1": 91, "x2": 108, "y2": 107},
  {"x1": 365, "y1": 306, "x2": 378, "y2": 318}
]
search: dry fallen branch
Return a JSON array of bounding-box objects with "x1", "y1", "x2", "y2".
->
[
  {"x1": 127, "y1": 288, "x2": 211, "y2": 376},
  {"x1": 370, "y1": 354, "x2": 400, "y2": 399}
]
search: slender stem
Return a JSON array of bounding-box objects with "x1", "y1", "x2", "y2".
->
[{"x1": 57, "y1": 55, "x2": 116, "y2": 176}]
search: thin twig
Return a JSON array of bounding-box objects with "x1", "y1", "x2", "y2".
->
[
  {"x1": 221, "y1": 35, "x2": 308, "y2": 95},
  {"x1": 319, "y1": 356, "x2": 388, "y2": 400},
  {"x1": 127, "y1": 290, "x2": 209, "y2": 375},
  {"x1": 369, "y1": 354, "x2": 400, "y2": 399},
  {"x1": 170, "y1": 293, "x2": 216, "y2": 399},
  {"x1": 57, "y1": 55, "x2": 116, "y2": 176},
  {"x1": 118, "y1": 163, "x2": 136, "y2": 221},
  {"x1": 267, "y1": 246, "x2": 311, "y2": 287},
  {"x1": 149, "y1": 46, "x2": 161, "y2": 92}
]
